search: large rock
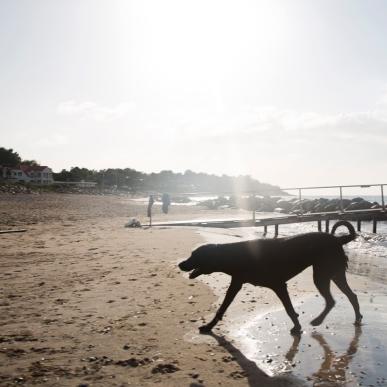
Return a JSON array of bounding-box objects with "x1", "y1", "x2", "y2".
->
[
  {"x1": 275, "y1": 199, "x2": 293, "y2": 212},
  {"x1": 319, "y1": 198, "x2": 352, "y2": 212},
  {"x1": 274, "y1": 207, "x2": 288, "y2": 213},
  {"x1": 351, "y1": 197, "x2": 365, "y2": 203},
  {"x1": 345, "y1": 199, "x2": 373, "y2": 211},
  {"x1": 311, "y1": 198, "x2": 329, "y2": 213},
  {"x1": 289, "y1": 199, "x2": 316, "y2": 213},
  {"x1": 255, "y1": 196, "x2": 276, "y2": 212}
]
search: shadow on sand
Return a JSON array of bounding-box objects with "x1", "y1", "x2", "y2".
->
[{"x1": 190, "y1": 331, "x2": 304, "y2": 387}]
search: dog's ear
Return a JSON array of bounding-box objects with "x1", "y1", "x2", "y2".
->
[
  {"x1": 190, "y1": 243, "x2": 207, "y2": 257},
  {"x1": 196, "y1": 243, "x2": 217, "y2": 256},
  {"x1": 199, "y1": 244, "x2": 220, "y2": 264},
  {"x1": 193, "y1": 243, "x2": 212, "y2": 254}
]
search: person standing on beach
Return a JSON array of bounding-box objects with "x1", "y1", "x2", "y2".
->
[
  {"x1": 161, "y1": 193, "x2": 171, "y2": 214},
  {"x1": 147, "y1": 195, "x2": 154, "y2": 225}
]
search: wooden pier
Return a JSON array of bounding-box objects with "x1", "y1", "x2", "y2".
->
[
  {"x1": 152, "y1": 208, "x2": 387, "y2": 236},
  {"x1": 152, "y1": 183, "x2": 387, "y2": 235}
]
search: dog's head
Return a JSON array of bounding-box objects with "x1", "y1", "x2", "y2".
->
[{"x1": 178, "y1": 244, "x2": 217, "y2": 279}]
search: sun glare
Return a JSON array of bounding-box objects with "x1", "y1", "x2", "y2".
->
[{"x1": 130, "y1": 1, "x2": 290, "y2": 91}]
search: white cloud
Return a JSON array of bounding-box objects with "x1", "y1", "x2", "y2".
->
[
  {"x1": 33, "y1": 134, "x2": 68, "y2": 148},
  {"x1": 57, "y1": 100, "x2": 135, "y2": 121},
  {"x1": 376, "y1": 84, "x2": 387, "y2": 107},
  {"x1": 195, "y1": 104, "x2": 387, "y2": 147}
]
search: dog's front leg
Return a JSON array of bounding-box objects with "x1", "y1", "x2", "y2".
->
[
  {"x1": 273, "y1": 284, "x2": 302, "y2": 335},
  {"x1": 199, "y1": 279, "x2": 242, "y2": 333}
]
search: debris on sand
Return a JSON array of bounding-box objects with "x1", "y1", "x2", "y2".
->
[
  {"x1": 84, "y1": 356, "x2": 152, "y2": 368},
  {"x1": 115, "y1": 357, "x2": 152, "y2": 367},
  {"x1": 125, "y1": 218, "x2": 141, "y2": 228},
  {"x1": 151, "y1": 363, "x2": 180, "y2": 374}
]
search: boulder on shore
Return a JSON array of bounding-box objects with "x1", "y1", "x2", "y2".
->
[{"x1": 197, "y1": 195, "x2": 380, "y2": 214}]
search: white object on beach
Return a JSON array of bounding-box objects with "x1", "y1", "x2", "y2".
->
[{"x1": 125, "y1": 218, "x2": 142, "y2": 228}]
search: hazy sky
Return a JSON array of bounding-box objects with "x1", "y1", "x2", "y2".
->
[{"x1": 1, "y1": 0, "x2": 387, "y2": 189}]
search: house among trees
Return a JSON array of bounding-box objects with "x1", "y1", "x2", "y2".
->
[{"x1": 0, "y1": 164, "x2": 54, "y2": 185}]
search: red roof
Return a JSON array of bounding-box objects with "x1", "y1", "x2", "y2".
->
[
  {"x1": 17, "y1": 165, "x2": 50, "y2": 177},
  {"x1": 19, "y1": 165, "x2": 48, "y2": 172}
]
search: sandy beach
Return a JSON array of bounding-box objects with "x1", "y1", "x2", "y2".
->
[
  {"x1": 3, "y1": 1, "x2": 387, "y2": 385},
  {"x1": 1, "y1": 194, "x2": 387, "y2": 387}
]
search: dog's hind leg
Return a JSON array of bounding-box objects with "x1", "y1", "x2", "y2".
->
[
  {"x1": 310, "y1": 271, "x2": 335, "y2": 326},
  {"x1": 273, "y1": 284, "x2": 302, "y2": 335},
  {"x1": 332, "y1": 270, "x2": 363, "y2": 325},
  {"x1": 199, "y1": 278, "x2": 242, "y2": 333}
]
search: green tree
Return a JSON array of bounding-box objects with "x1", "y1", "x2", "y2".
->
[
  {"x1": 21, "y1": 159, "x2": 39, "y2": 166},
  {"x1": 0, "y1": 147, "x2": 22, "y2": 166}
]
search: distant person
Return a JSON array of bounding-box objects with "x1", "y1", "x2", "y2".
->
[
  {"x1": 147, "y1": 194, "x2": 154, "y2": 219},
  {"x1": 161, "y1": 193, "x2": 171, "y2": 214}
]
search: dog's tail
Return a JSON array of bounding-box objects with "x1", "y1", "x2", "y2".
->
[{"x1": 331, "y1": 220, "x2": 357, "y2": 245}]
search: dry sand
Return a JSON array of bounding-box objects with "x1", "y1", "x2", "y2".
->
[{"x1": 1, "y1": 194, "x2": 386, "y2": 386}]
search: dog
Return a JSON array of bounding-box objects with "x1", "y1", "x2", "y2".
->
[{"x1": 179, "y1": 220, "x2": 362, "y2": 335}]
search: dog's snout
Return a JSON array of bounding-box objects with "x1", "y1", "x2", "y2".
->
[{"x1": 178, "y1": 260, "x2": 190, "y2": 271}]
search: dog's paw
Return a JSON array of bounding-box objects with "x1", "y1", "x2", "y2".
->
[
  {"x1": 354, "y1": 314, "x2": 363, "y2": 326},
  {"x1": 310, "y1": 317, "x2": 324, "y2": 326},
  {"x1": 199, "y1": 324, "x2": 213, "y2": 334},
  {"x1": 290, "y1": 326, "x2": 302, "y2": 336}
]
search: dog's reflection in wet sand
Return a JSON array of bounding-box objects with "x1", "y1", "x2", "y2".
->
[{"x1": 285, "y1": 327, "x2": 362, "y2": 385}]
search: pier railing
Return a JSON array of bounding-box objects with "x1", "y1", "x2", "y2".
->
[
  {"x1": 152, "y1": 183, "x2": 387, "y2": 235},
  {"x1": 280, "y1": 183, "x2": 386, "y2": 213}
]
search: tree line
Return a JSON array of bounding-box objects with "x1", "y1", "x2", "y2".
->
[
  {"x1": 0, "y1": 147, "x2": 284, "y2": 195},
  {"x1": 54, "y1": 167, "x2": 284, "y2": 195},
  {"x1": 0, "y1": 147, "x2": 38, "y2": 167}
]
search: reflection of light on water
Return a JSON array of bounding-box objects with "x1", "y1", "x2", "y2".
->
[
  {"x1": 349, "y1": 234, "x2": 387, "y2": 283},
  {"x1": 232, "y1": 296, "x2": 312, "y2": 376},
  {"x1": 229, "y1": 295, "x2": 387, "y2": 386},
  {"x1": 275, "y1": 220, "x2": 387, "y2": 283}
]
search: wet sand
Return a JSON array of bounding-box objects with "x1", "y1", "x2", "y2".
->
[
  {"x1": 1, "y1": 194, "x2": 387, "y2": 386},
  {"x1": 185, "y1": 227, "x2": 387, "y2": 386},
  {"x1": 238, "y1": 293, "x2": 387, "y2": 386}
]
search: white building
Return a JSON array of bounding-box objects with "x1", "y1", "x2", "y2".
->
[{"x1": 0, "y1": 165, "x2": 54, "y2": 184}]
